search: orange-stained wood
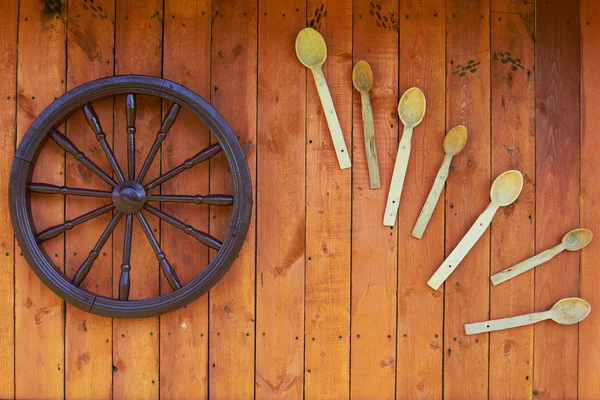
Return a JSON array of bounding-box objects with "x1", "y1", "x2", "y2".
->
[
  {"x1": 209, "y1": 0, "x2": 257, "y2": 398},
  {"x1": 396, "y1": 0, "x2": 445, "y2": 398},
  {"x1": 580, "y1": 0, "x2": 600, "y2": 397},
  {"x1": 15, "y1": 0, "x2": 66, "y2": 398},
  {"x1": 0, "y1": 0, "x2": 18, "y2": 397},
  {"x1": 113, "y1": 1, "x2": 162, "y2": 399},
  {"x1": 534, "y1": 1, "x2": 580, "y2": 398},
  {"x1": 304, "y1": 1, "x2": 352, "y2": 398},
  {"x1": 443, "y1": 1, "x2": 491, "y2": 398},
  {"x1": 351, "y1": 1, "x2": 398, "y2": 398},
  {"x1": 64, "y1": 0, "x2": 115, "y2": 398},
  {"x1": 256, "y1": 1, "x2": 306, "y2": 398},
  {"x1": 160, "y1": 1, "x2": 211, "y2": 398},
  {"x1": 3, "y1": 2, "x2": 600, "y2": 398},
  {"x1": 489, "y1": 1, "x2": 535, "y2": 398}
]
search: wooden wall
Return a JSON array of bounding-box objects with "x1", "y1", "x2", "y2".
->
[{"x1": 0, "y1": 0, "x2": 598, "y2": 398}]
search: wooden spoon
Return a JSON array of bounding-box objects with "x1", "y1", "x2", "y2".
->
[
  {"x1": 427, "y1": 170, "x2": 523, "y2": 290},
  {"x1": 464, "y1": 297, "x2": 591, "y2": 335},
  {"x1": 411, "y1": 125, "x2": 468, "y2": 239},
  {"x1": 295, "y1": 27, "x2": 351, "y2": 169},
  {"x1": 352, "y1": 60, "x2": 380, "y2": 189},
  {"x1": 491, "y1": 228, "x2": 593, "y2": 286},
  {"x1": 383, "y1": 87, "x2": 426, "y2": 226}
]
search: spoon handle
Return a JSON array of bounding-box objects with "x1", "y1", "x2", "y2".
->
[
  {"x1": 310, "y1": 67, "x2": 352, "y2": 169},
  {"x1": 383, "y1": 126, "x2": 413, "y2": 226},
  {"x1": 490, "y1": 243, "x2": 566, "y2": 286},
  {"x1": 360, "y1": 91, "x2": 380, "y2": 189},
  {"x1": 464, "y1": 311, "x2": 551, "y2": 335},
  {"x1": 427, "y1": 202, "x2": 499, "y2": 290},
  {"x1": 411, "y1": 153, "x2": 453, "y2": 239}
]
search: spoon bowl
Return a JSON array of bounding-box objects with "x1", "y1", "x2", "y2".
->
[
  {"x1": 352, "y1": 60, "x2": 373, "y2": 92},
  {"x1": 443, "y1": 125, "x2": 468, "y2": 156},
  {"x1": 490, "y1": 170, "x2": 523, "y2": 206},
  {"x1": 398, "y1": 87, "x2": 426, "y2": 127},
  {"x1": 295, "y1": 28, "x2": 327, "y2": 69},
  {"x1": 550, "y1": 297, "x2": 591, "y2": 325},
  {"x1": 562, "y1": 228, "x2": 593, "y2": 251}
]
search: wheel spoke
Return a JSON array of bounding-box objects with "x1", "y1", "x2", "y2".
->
[
  {"x1": 119, "y1": 214, "x2": 133, "y2": 300},
  {"x1": 148, "y1": 193, "x2": 233, "y2": 205},
  {"x1": 135, "y1": 211, "x2": 182, "y2": 291},
  {"x1": 126, "y1": 94, "x2": 136, "y2": 180},
  {"x1": 72, "y1": 211, "x2": 123, "y2": 286},
  {"x1": 144, "y1": 143, "x2": 222, "y2": 190},
  {"x1": 50, "y1": 129, "x2": 117, "y2": 187},
  {"x1": 136, "y1": 103, "x2": 181, "y2": 183},
  {"x1": 83, "y1": 103, "x2": 126, "y2": 182},
  {"x1": 36, "y1": 204, "x2": 115, "y2": 242},
  {"x1": 144, "y1": 204, "x2": 222, "y2": 250},
  {"x1": 28, "y1": 183, "x2": 112, "y2": 198}
]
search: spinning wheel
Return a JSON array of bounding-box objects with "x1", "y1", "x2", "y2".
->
[{"x1": 9, "y1": 75, "x2": 252, "y2": 318}]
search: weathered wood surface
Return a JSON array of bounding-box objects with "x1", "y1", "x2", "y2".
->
[
  {"x1": 351, "y1": 0, "x2": 398, "y2": 397},
  {"x1": 535, "y1": 0, "x2": 581, "y2": 399},
  {"x1": 489, "y1": 1, "x2": 536, "y2": 399},
  {"x1": 112, "y1": 2, "x2": 162, "y2": 399},
  {"x1": 444, "y1": 0, "x2": 491, "y2": 397},
  {"x1": 65, "y1": 0, "x2": 115, "y2": 398},
  {"x1": 16, "y1": 1, "x2": 65, "y2": 398},
  {"x1": 2, "y1": 0, "x2": 599, "y2": 398},
  {"x1": 0, "y1": 1, "x2": 18, "y2": 398}
]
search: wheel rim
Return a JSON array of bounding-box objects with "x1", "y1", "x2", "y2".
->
[{"x1": 10, "y1": 75, "x2": 252, "y2": 318}]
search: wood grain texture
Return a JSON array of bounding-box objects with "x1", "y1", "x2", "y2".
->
[
  {"x1": 64, "y1": 0, "x2": 115, "y2": 398},
  {"x1": 160, "y1": 1, "x2": 210, "y2": 398},
  {"x1": 16, "y1": 1, "x2": 66, "y2": 398},
  {"x1": 351, "y1": 0, "x2": 398, "y2": 397},
  {"x1": 256, "y1": 1, "x2": 306, "y2": 398},
  {"x1": 579, "y1": 0, "x2": 600, "y2": 397},
  {"x1": 209, "y1": 0, "x2": 257, "y2": 398},
  {"x1": 396, "y1": 0, "x2": 445, "y2": 398},
  {"x1": 443, "y1": 0, "x2": 491, "y2": 398},
  {"x1": 534, "y1": 0, "x2": 580, "y2": 398},
  {"x1": 0, "y1": 0, "x2": 18, "y2": 397},
  {"x1": 3, "y1": 1, "x2": 600, "y2": 397},
  {"x1": 113, "y1": 1, "x2": 162, "y2": 399},
  {"x1": 489, "y1": 1, "x2": 535, "y2": 398},
  {"x1": 304, "y1": 1, "x2": 351, "y2": 398}
]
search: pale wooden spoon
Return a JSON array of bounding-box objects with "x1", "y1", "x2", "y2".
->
[
  {"x1": 295, "y1": 27, "x2": 351, "y2": 169},
  {"x1": 427, "y1": 170, "x2": 523, "y2": 290},
  {"x1": 465, "y1": 297, "x2": 591, "y2": 335},
  {"x1": 352, "y1": 60, "x2": 380, "y2": 189},
  {"x1": 491, "y1": 228, "x2": 593, "y2": 286},
  {"x1": 383, "y1": 87, "x2": 426, "y2": 226},
  {"x1": 411, "y1": 125, "x2": 468, "y2": 239}
]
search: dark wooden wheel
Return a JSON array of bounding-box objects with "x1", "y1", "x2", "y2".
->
[{"x1": 9, "y1": 75, "x2": 252, "y2": 318}]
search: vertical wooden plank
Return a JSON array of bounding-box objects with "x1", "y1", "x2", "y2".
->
[
  {"x1": 160, "y1": 1, "x2": 210, "y2": 398},
  {"x1": 256, "y1": 1, "x2": 306, "y2": 398},
  {"x1": 580, "y1": 1, "x2": 600, "y2": 397},
  {"x1": 534, "y1": 1, "x2": 580, "y2": 398},
  {"x1": 16, "y1": 0, "x2": 66, "y2": 398},
  {"x1": 396, "y1": 0, "x2": 444, "y2": 398},
  {"x1": 113, "y1": 1, "x2": 162, "y2": 399},
  {"x1": 0, "y1": 0, "x2": 18, "y2": 397},
  {"x1": 443, "y1": 1, "x2": 490, "y2": 399},
  {"x1": 209, "y1": 0, "x2": 257, "y2": 398},
  {"x1": 351, "y1": 1, "x2": 398, "y2": 398},
  {"x1": 304, "y1": 1, "x2": 351, "y2": 399},
  {"x1": 65, "y1": 1, "x2": 115, "y2": 398},
  {"x1": 489, "y1": 1, "x2": 535, "y2": 399}
]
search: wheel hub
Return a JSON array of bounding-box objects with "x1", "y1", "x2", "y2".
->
[{"x1": 112, "y1": 180, "x2": 147, "y2": 213}]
